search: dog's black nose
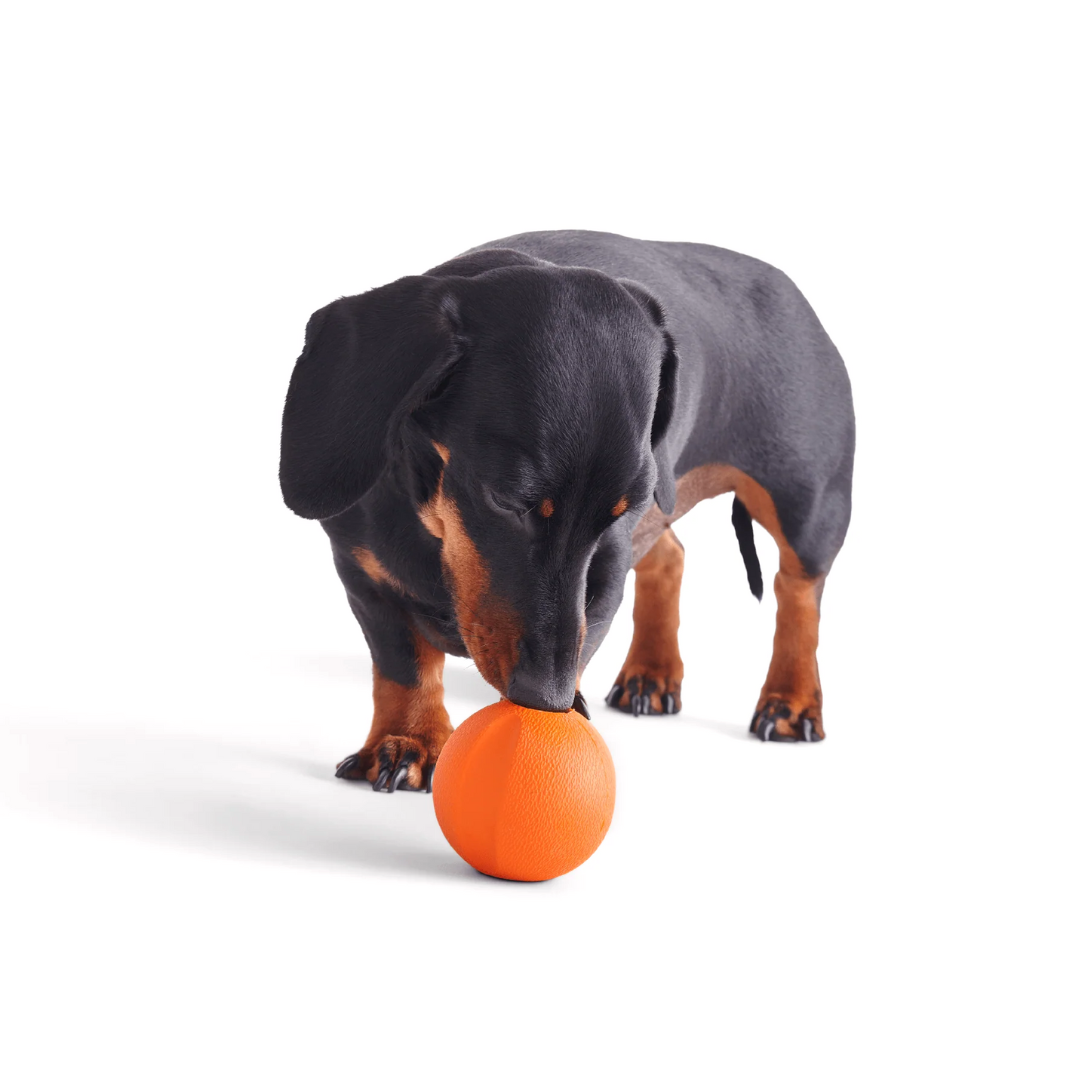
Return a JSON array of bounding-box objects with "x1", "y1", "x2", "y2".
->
[{"x1": 506, "y1": 668, "x2": 576, "y2": 713}]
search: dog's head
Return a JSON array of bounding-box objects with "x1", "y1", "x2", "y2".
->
[{"x1": 280, "y1": 251, "x2": 679, "y2": 710}]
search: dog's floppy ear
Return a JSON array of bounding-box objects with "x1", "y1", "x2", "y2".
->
[
  {"x1": 618, "y1": 279, "x2": 680, "y2": 515},
  {"x1": 280, "y1": 276, "x2": 460, "y2": 520}
]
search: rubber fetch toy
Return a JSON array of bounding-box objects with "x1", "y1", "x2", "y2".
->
[{"x1": 432, "y1": 700, "x2": 616, "y2": 881}]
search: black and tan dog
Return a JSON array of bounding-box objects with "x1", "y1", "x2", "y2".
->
[{"x1": 280, "y1": 230, "x2": 854, "y2": 791}]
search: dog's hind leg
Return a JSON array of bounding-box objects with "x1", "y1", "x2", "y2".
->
[
  {"x1": 751, "y1": 559, "x2": 826, "y2": 742},
  {"x1": 605, "y1": 527, "x2": 685, "y2": 716},
  {"x1": 729, "y1": 473, "x2": 832, "y2": 742}
]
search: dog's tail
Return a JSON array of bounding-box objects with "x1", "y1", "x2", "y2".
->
[{"x1": 731, "y1": 497, "x2": 764, "y2": 601}]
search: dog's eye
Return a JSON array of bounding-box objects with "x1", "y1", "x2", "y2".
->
[{"x1": 488, "y1": 490, "x2": 526, "y2": 516}]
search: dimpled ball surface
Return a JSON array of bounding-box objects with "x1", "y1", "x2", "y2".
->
[{"x1": 432, "y1": 701, "x2": 616, "y2": 882}]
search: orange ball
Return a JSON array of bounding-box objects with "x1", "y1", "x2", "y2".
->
[{"x1": 432, "y1": 700, "x2": 616, "y2": 881}]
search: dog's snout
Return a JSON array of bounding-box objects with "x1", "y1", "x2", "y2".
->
[
  {"x1": 507, "y1": 669, "x2": 576, "y2": 713},
  {"x1": 507, "y1": 636, "x2": 578, "y2": 712}
]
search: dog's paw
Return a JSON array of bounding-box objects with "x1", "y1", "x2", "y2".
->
[
  {"x1": 750, "y1": 694, "x2": 824, "y2": 742},
  {"x1": 335, "y1": 734, "x2": 438, "y2": 792},
  {"x1": 605, "y1": 669, "x2": 681, "y2": 716}
]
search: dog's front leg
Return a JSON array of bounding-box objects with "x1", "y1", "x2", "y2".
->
[
  {"x1": 605, "y1": 527, "x2": 685, "y2": 716},
  {"x1": 333, "y1": 576, "x2": 452, "y2": 792}
]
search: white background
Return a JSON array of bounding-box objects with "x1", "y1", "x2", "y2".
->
[{"x1": 2, "y1": 2, "x2": 1076, "y2": 1077}]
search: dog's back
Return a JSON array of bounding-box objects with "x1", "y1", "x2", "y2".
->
[{"x1": 470, "y1": 230, "x2": 855, "y2": 575}]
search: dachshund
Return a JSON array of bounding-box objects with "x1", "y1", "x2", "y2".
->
[{"x1": 279, "y1": 230, "x2": 855, "y2": 791}]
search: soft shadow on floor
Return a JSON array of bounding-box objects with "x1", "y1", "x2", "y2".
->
[
  {"x1": 1, "y1": 721, "x2": 480, "y2": 882},
  {"x1": 274, "y1": 652, "x2": 497, "y2": 709},
  {"x1": 673, "y1": 710, "x2": 755, "y2": 741},
  {"x1": 588, "y1": 696, "x2": 753, "y2": 741}
]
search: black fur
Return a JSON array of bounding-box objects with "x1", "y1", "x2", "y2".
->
[
  {"x1": 280, "y1": 231, "x2": 854, "y2": 711},
  {"x1": 731, "y1": 497, "x2": 764, "y2": 601},
  {"x1": 280, "y1": 276, "x2": 466, "y2": 520}
]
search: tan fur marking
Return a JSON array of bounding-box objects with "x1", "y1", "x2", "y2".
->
[
  {"x1": 755, "y1": 569, "x2": 825, "y2": 739},
  {"x1": 612, "y1": 495, "x2": 629, "y2": 517},
  {"x1": 419, "y1": 463, "x2": 522, "y2": 692},
  {"x1": 352, "y1": 546, "x2": 409, "y2": 595},
  {"x1": 632, "y1": 463, "x2": 799, "y2": 576},
  {"x1": 613, "y1": 527, "x2": 685, "y2": 712},
  {"x1": 337, "y1": 631, "x2": 453, "y2": 787},
  {"x1": 539, "y1": 497, "x2": 555, "y2": 518}
]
